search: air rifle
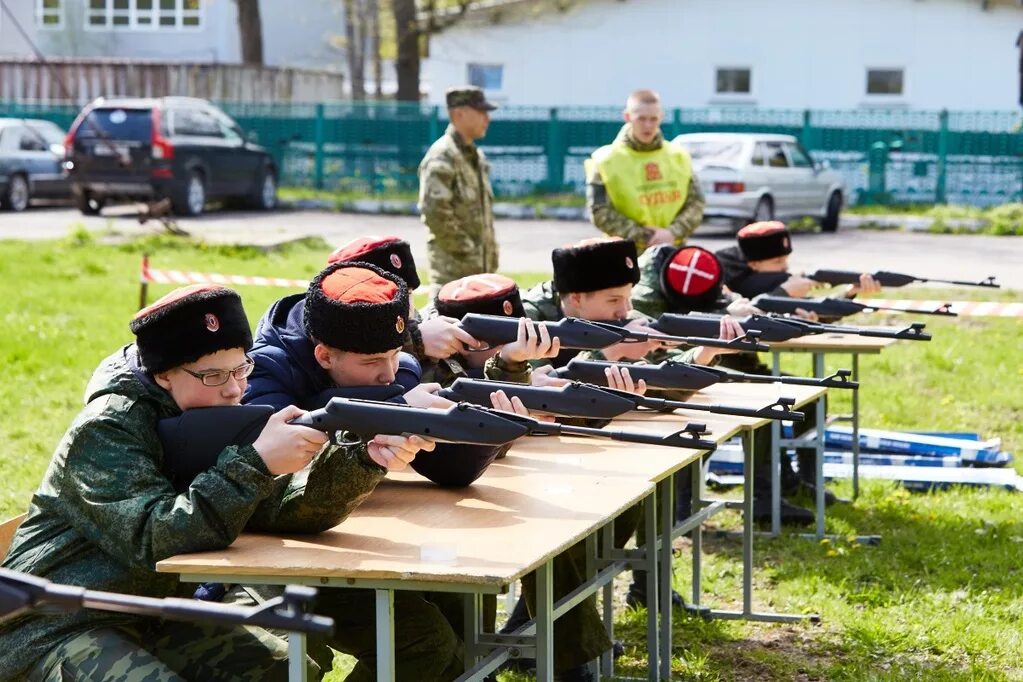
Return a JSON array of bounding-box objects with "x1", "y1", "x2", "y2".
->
[
  {"x1": 0, "y1": 568, "x2": 334, "y2": 634},
  {"x1": 753, "y1": 295, "x2": 956, "y2": 319},
  {"x1": 456, "y1": 313, "x2": 769, "y2": 353},
  {"x1": 555, "y1": 358, "x2": 857, "y2": 392},
  {"x1": 808, "y1": 269, "x2": 999, "y2": 289},
  {"x1": 654, "y1": 312, "x2": 932, "y2": 342},
  {"x1": 438, "y1": 376, "x2": 803, "y2": 423},
  {"x1": 292, "y1": 397, "x2": 717, "y2": 451}
]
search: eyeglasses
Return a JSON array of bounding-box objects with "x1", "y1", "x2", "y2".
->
[{"x1": 181, "y1": 357, "x2": 255, "y2": 387}]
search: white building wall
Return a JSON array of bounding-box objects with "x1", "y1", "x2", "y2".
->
[{"x1": 423, "y1": 0, "x2": 1022, "y2": 110}]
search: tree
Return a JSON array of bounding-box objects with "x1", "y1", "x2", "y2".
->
[
  {"x1": 235, "y1": 0, "x2": 264, "y2": 66},
  {"x1": 392, "y1": 0, "x2": 474, "y2": 102}
]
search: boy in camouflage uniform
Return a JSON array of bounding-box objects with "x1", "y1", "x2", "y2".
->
[
  {"x1": 585, "y1": 89, "x2": 705, "y2": 252},
  {"x1": 631, "y1": 243, "x2": 821, "y2": 523},
  {"x1": 419, "y1": 86, "x2": 500, "y2": 296},
  {"x1": 0, "y1": 285, "x2": 429, "y2": 681},
  {"x1": 520, "y1": 237, "x2": 744, "y2": 613}
]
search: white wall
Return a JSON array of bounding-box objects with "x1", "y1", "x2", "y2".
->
[{"x1": 423, "y1": 0, "x2": 1022, "y2": 110}]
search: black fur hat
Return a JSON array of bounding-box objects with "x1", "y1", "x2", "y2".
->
[
  {"x1": 130, "y1": 284, "x2": 253, "y2": 374},
  {"x1": 327, "y1": 235, "x2": 421, "y2": 290},
  {"x1": 304, "y1": 261, "x2": 410, "y2": 353},
  {"x1": 737, "y1": 221, "x2": 792, "y2": 262},
  {"x1": 552, "y1": 238, "x2": 641, "y2": 294},
  {"x1": 434, "y1": 273, "x2": 525, "y2": 319}
]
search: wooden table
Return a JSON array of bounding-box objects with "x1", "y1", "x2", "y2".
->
[
  {"x1": 158, "y1": 432, "x2": 710, "y2": 682},
  {"x1": 769, "y1": 334, "x2": 899, "y2": 499}
]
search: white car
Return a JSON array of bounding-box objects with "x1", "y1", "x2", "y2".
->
[{"x1": 672, "y1": 133, "x2": 845, "y2": 232}]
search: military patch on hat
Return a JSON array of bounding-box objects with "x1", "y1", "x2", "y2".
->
[
  {"x1": 737, "y1": 221, "x2": 793, "y2": 262},
  {"x1": 304, "y1": 262, "x2": 410, "y2": 354},
  {"x1": 327, "y1": 235, "x2": 421, "y2": 290},
  {"x1": 551, "y1": 237, "x2": 641, "y2": 294},
  {"x1": 435, "y1": 273, "x2": 525, "y2": 319},
  {"x1": 130, "y1": 284, "x2": 252, "y2": 374},
  {"x1": 446, "y1": 86, "x2": 497, "y2": 111},
  {"x1": 660, "y1": 246, "x2": 724, "y2": 310}
]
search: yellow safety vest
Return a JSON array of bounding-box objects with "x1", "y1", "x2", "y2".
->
[{"x1": 585, "y1": 142, "x2": 692, "y2": 228}]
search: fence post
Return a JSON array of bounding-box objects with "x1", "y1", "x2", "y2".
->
[
  {"x1": 546, "y1": 107, "x2": 565, "y2": 190},
  {"x1": 671, "y1": 107, "x2": 682, "y2": 139},
  {"x1": 801, "y1": 109, "x2": 812, "y2": 149},
  {"x1": 428, "y1": 105, "x2": 440, "y2": 142},
  {"x1": 313, "y1": 102, "x2": 325, "y2": 190},
  {"x1": 935, "y1": 109, "x2": 948, "y2": 204}
]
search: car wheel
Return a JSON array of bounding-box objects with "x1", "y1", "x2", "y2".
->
[
  {"x1": 173, "y1": 171, "x2": 206, "y2": 217},
  {"x1": 249, "y1": 168, "x2": 277, "y2": 210},
  {"x1": 1, "y1": 174, "x2": 30, "y2": 212},
  {"x1": 752, "y1": 196, "x2": 774, "y2": 223},
  {"x1": 821, "y1": 191, "x2": 842, "y2": 233},
  {"x1": 74, "y1": 190, "x2": 104, "y2": 216}
]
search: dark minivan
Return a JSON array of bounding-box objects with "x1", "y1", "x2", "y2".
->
[{"x1": 66, "y1": 96, "x2": 276, "y2": 217}]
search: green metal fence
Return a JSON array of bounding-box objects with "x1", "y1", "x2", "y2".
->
[{"x1": 4, "y1": 101, "x2": 1022, "y2": 206}]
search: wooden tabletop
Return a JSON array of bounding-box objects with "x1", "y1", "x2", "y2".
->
[
  {"x1": 767, "y1": 333, "x2": 900, "y2": 353},
  {"x1": 156, "y1": 430, "x2": 713, "y2": 587}
]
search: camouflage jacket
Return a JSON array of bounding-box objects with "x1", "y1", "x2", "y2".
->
[
  {"x1": 0, "y1": 346, "x2": 384, "y2": 679},
  {"x1": 586, "y1": 124, "x2": 705, "y2": 252},
  {"x1": 418, "y1": 125, "x2": 499, "y2": 290},
  {"x1": 631, "y1": 244, "x2": 736, "y2": 319},
  {"x1": 519, "y1": 280, "x2": 701, "y2": 367}
]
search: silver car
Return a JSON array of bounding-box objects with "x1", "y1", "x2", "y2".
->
[
  {"x1": 672, "y1": 133, "x2": 845, "y2": 232},
  {"x1": 0, "y1": 118, "x2": 70, "y2": 212}
]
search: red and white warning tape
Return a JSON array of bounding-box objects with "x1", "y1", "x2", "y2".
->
[
  {"x1": 141, "y1": 258, "x2": 308, "y2": 290},
  {"x1": 866, "y1": 299, "x2": 1023, "y2": 317}
]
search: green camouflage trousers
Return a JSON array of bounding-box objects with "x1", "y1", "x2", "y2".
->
[{"x1": 26, "y1": 621, "x2": 312, "y2": 682}]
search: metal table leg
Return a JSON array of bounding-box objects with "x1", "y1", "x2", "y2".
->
[
  {"x1": 691, "y1": 454, "x2": 703, "y2": 609},
  {"x1": 463, "y1": 592, "x2": 481, "y2": 671},
  {"x1": 585, "y1": 532, "x2": 601, "y2": 682},
  {"x1": 375, "y1": 589, "x2": 395, "y2": 682},
  {"x1": 852, "y1": 353, "x2": 861, "y2": 499},
  {"x1": 659, "y1": 476, "x2": 674, "y2": 680},
  {"x1": 600, "y1": 521, "x2": 615, "y2": 678},
  {"x1": 813, "y1": 352, "x2": 827, "y2": 539},
  {"x1": 288, "y1": 631, "x2": 308, "y2": 682},
  {"x1": 771, "y1": 351, "x2": 783, "y2": 537},
  {"x1": 536, "y1": 560, "x2": 554, "y2": 682},
  {"x1": 644, "y1": 488, "x2": 660, "y2": 681}
]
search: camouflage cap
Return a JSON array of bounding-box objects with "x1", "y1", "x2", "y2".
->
[{"x1": 446, "y1": 86, "x2": 497, "y2": 111}]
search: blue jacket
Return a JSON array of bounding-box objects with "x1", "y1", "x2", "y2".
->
[{"x1": 246, "y1": 294, "x2": 496, "y2": 487}]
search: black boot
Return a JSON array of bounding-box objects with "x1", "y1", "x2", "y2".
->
[
  {"x1": 500, "y1": 594, "x2": 530, "y2": 633},
  {"x1": 626, "y1": 575, "x2": 708, "y2": 615},
  {"x1": 795, "y1": 451, "x2": 846, "y2": 505},
  {"x1": 751, "y1": 495, "x2": 814, "y2": 525}
]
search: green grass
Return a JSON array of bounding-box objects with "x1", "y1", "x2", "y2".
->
[{"x1": 2, "y1": 238, "x2": 1022, "y2": 680}]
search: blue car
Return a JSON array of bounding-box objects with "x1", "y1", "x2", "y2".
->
[{"x1": 0, "y1": 118, "x2": 70, "y2": 212}]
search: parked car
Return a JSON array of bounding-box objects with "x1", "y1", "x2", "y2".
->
[
  {"x1": 672, "y1": 133, "x2": 845, "y2": 232},
  {"x1": 0, "y1": 118, "x2": 70, "y2": 211},
  {"x1": 66, "y1": 96, "x2": 277, "y2": 217}
]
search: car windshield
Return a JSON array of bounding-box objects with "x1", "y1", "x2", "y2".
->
[
  {"x1": 678, "y1": 140, "x2": 745, "y2": 165},
  {"x1": 77, "y1": 108, "x2": 152, "y2": 141}
]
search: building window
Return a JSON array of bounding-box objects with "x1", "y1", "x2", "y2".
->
[
  {"x1": 467, "y1": 64, "x2": 503, "y2": 92},
  {"x1": 36, "y1": 0, "x2": 63, "y2": 28},
  {"x1": 715, "y1": 68, "x2": 751, "y2": 95},
  {"x1": 866, "y1": 68, "x2": 904, "y2": 96},
  {"x1": 86, "y1": 0, "x2": 202, "y2": 30}
]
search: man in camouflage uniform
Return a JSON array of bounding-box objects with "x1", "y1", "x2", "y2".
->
[
  {"x1": 585, "y1": 89, "x2": 705, "y2": 252},
  {"x1": 0, "y1": 285, "x2": 427, "y2": 680},
  {"x1": 520, "y1": 237, "x2": 744, "y2": 613},
  {"x1": 419, "y1": 86, "x2": 500, "y2": 296}
]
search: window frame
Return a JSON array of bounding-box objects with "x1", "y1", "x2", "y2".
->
[
  {"x1": 865, "y1": 67, "x2": 905, "y2": 97},
  {"x1": 84, "y1": 0, "x2": 204, "y2": 32},
  {"x1": 466, "y1": 63, "x2": 504, "y2": 93},
  {"x1": 36, "y1": 0, "x2": 64, "y2": 30},
  {"x1": 714, "y1": 67, "x2": 752, "y2": 96}
]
